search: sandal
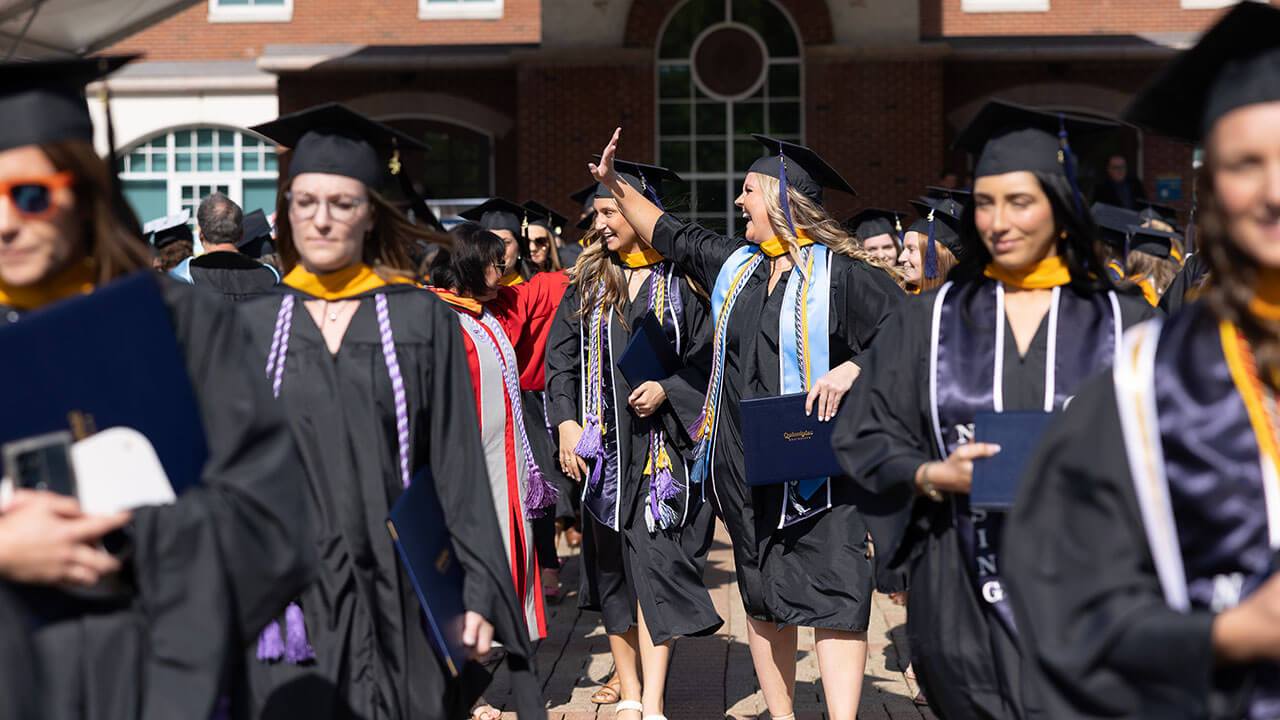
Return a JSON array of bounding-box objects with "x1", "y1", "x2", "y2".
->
[
  {"x1": 616, "y1": 700, "x2": 643, "y2": 717},
  {"x1": 590, "y1": 673, "x2": 621, "y2": 704},
  {"x1": 470, "y1": 702, "x2": 501, "y2": 720}
]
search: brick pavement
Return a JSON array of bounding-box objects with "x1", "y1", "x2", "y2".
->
[{"x1": 483, "y1": 521, "x2": 937, "y2": 720}]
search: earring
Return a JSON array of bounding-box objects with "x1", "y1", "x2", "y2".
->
[{"x1": 1059, "y1": 229, "x2": 1068, "y2": 240}]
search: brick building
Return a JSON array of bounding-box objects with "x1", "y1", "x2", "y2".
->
[{"x1": 94, "y1": 0, "x2": 1273, "y2": 236}]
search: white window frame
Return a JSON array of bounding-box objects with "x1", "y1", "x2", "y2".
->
[
  {"x1": 207, "y1": 0, "x2": 293, "y2": 24},
  {"x1": 961, "y1": 0, "x2": 1049, "y2": 12},
  {"x1": 1180, "y1": 0, "x2": 1254, "y2": 8},
  {"x1": 418, "y1": 0, "x2": 503, "y2": 21}
]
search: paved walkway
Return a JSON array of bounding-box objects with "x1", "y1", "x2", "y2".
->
[{"x1": 485, "y1": 521, "x2": 937, "y2": 720}]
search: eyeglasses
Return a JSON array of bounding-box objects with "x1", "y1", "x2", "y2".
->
[
  {"x1": 490, "y1": 262, "x2": 507, "y2": 272},
  {"x1": 0, "y1": 171, "x2": 74, "y2": 220},
  {"x1": 285, "y1": 191, "x2": 367, "y2": 224},
  {"x1": 531, "y1": 237, "x2": 549, "y2": 247}
]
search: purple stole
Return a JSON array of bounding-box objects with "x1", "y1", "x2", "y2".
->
[
  {"x1": 929, "y1": 278, "x2": 1122, "y2": 633},
  {"x1": 1115, "y1": 304, "x2": 1280, "y2": 717}
]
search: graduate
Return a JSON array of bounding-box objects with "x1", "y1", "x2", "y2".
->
[
  {"x1": 848, "y1": 208, "x2": 905, "y2": 267},
  {"x1": 587, "y1": 131, "x2": 901, "y2": 720},
  {"x1": 170, "y1": 194, "x2": 281, "y2": 300},
  {"x1": 0, "y1": 56, "x2": 314, "y2": 719},
  {"x1": 523, "y1": 200, "x2": 566, "y2": 273},
  {"x1": 833, "y1": 99, "x2": 1156, "y2": 720},
  {"x1": 146, "y1": 209, "x2": 195, "y2": 271},
  {"x1": 1003, "y1": 5, "x2": 1280, "y2": 717},
  {"x1": 461, "y1": 198, "x2": 542, "y2": 286},
  {"x1": 428, "y1": 220, "x2": 558, "y2": 644},
  {"x1": 1158, "y1": 250, "x2": 1210, "y2": 314},
  {"x1": 902, "y1": 196, "x2": 965, "y2": 295},
  {"x1": 238, "y1": 103, "x2": 542, "y2": 720},
  {"x1": 545, "y1": 160, "x2": 721, "y2": 720}
]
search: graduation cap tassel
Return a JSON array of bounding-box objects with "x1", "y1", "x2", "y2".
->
[
  {"x1": 640, "y1": 174, "x2": 664, "y2": 212},
  {"x1": 923, "y1": 209, "x2": 940, "y2": 279},
  {"x1": 777, "y1": 152, "x2": 799, "y2": 240},
  {"x1": 1057, "y1": 114, "x2": 1086, "y2": 220},
  {"x1": 1187, "y1": 158, "x2": 1200, "y2": 255}
]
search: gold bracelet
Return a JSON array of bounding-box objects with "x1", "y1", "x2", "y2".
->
[{"x1": 918, "y1": 462, "x2": 944, "y2": 502}]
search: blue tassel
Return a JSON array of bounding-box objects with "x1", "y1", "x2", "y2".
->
[
  {"x1": 256, "y1": 620, "x2": 284, "y2": 662},
  {"x1": 640, "y1": 173, "x2": 665, "y2": 212},
  {"x1": 284, "y1": 602, "x2": 315, "y2": 663},
  {"x1": 777, "y1": 151, "x2": 798, "y2": 238},
  {"x1": 689, "y1": 439, "x2": 709, "y2": 485},
  {"x1": 923, "y1": 211, "x2": 940, "y2": 279},
  {"x1": 1058, "y1": 115, "x2": 1086, "y2": 220},
  {"x1": 524, "y1": 464, "x2": 559, "y2": 519}
]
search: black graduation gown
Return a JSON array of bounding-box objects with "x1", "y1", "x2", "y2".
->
[
  {"x1": 544, "y1": 266, "x2": 723, "y2": 644},
  {"x1": 1158, "y1": 252, "x2": 1208, "y2": 315},
  {"x1": 1, "y1": 277, "x2": 316, "y2": 720},
  {"x1": 648, "y1": 213, "x2": 901, "y2": 630},
  {"x1": 185, "y1": 251, "x2": 280, "y2": 302},
  {"x1": 1001, "y1": 307, "x2": 1255, "y2": 720},
  {"x1": 237, "y1": 284, "x2": 543, "y2": 720},
  {"x1": 833, "y1": 284, "x2": 1155, "y2": 720}
]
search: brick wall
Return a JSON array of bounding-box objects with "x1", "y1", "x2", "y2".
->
[
  {"x1": 806, "y1": 57, "x2": 946, "y2": 221},
  {"x1": 109, "y1": 0, "x2": 541, "y2": 61},
  {"x1": 922, "y1": 0, "x2": 1276, "y2": 38}
]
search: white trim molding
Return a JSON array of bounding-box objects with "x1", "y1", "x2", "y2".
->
[
  {"x1": 207, "y1": 0, "x2": 293, "y2": 24},
  {"x1": 961, "y1": 0, "x2": 1049, "y2": 12},
  {"x1": 418, "y1": 0, "x2": 503, "y2": 20}
]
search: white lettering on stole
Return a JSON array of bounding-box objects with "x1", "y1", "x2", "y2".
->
[
  {"x1": 954, "y1": 423, "x2": 976, "y2": 446},
  {"x1": 1062, "y1": 394, "x2": 1076, "y2": 411},
  {"x1": 1211, "y1": 573, "x2": 1245, "y2": 612},
  {"x1": 977, "y1": 555, "x2": 999, "y2": 576},
  {"x1": 982, "y1": 580, "x2": 1005, "y2": 603}
]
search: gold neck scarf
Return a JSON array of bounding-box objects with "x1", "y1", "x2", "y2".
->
[
  {"x1": 0, "y1": 258, "x2": 96, "y2": 310},
  {"x1": 282, "y1": 263, "x2": 413, "y2": 300},
  {"x1": 1250, "y1": 268, "x2": 1280, "y2": 322},
  {"x1": 619, "y1": 247, "x2": 664, "y2": 268},
  {"x1": 430, "y1": 286, "x2": 483, "y2": 316},
  {"x1": 759, "y1": 233, "x2": 815, "y2": 258},
  {"x1": 983, "y1": 254, "x2": 1072, "y2": 290},
  {"x1": 500, "y1": 271, "x2": 525, "y2": 287}
]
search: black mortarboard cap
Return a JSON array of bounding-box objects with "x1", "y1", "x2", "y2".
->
[
  {"x1": 1122, "y1": 3, "x2": 1280, "y2": 142},
  {"x1": 747, "y1": 135, "x2": 857, "y2": 205},
  {"x1": 1127, "y1": 224, "x2": 1177, "y2": 260},
  {"x1": 523, "y1": 201, "x2": 567, "y2": 235},
  {"x1": 847, "y1": 208, "x2": 904, "y2": 243},
  {"x1": 0, "y1": 55, "x2": 136, "y2": 153},
  {"x1": 239, "y1": 209, "x2": 275, "y2": 255},
  {"x1": 1092, "y1": 201, "x2": 1144, "y2": 253},
  {"x1": 955, "y1": 100, "x2": 1119, "y2": 180},
  {"x1": 576, "y1": 210, "x2": 597, "y2": 231},
  {"x1": 594, "y1": 158, "x2": 682, "y2": 211},
  {"x1": 909, "y1": 197, "x2": 964, "y2": 278},
  {"x1": 144, "y1": 209, "x2": 194, "y2": 249},
  {"x1": 250, "y1": 103, "x2": 425, "y2": 189},
  {"x1": 460, "y1": 198, "x2": 531, "y2": 236},
  {"x1": 1136, "y1": 200, "x2": 1180, "y2": 230},
  {"x1": 926, "y1": 186, "x2": 972, "y2": 204},
  {"x1": 570, "y1": 183, "x2": 599, "y2": 209}
]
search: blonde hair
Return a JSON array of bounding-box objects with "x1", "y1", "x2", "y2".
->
[
  {"x1": 754, "y1": 174, "x2": 898, "y2": 280},
  {"x1": 1124, "y1": 251, "x2": 1179, "y2": 297}
]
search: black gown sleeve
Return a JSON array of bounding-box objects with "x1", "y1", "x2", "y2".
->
[
  {"x1": 832, "y1": 296, "x2": 939, "y2": 570},
  {"x1": 648, "y1": 213, "x2": 743, "y2": 292},
  {"x1": 832, "y1": 258, "x2": 904, "y2": 364},
  {"x1": 657, "y1": 279, "x2": 712, "y2": 445},
  {"x1": 1003, "y1": 374, "x2": 1222, "y2": 719},
  {"x1": 159, "y1": 280, "x2": 316, "y2": 645},
  {"x1": 544, "y1": 283, "x2": 584, "y2": 429},
  {"x1": 1158, "y1": 254, "x2": 1206, "y2": 315}
]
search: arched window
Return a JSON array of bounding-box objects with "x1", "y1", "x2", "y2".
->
[
  {"x1": 117, "y1": 127, "x2": 279, "y2": 227},
  {"x1": 657, "y1": 0, "x2": 802, "y2": 235}
]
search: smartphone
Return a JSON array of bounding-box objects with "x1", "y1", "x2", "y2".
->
[{"x1": 3, "y1": 431, "x2": 77, "y2": 497}]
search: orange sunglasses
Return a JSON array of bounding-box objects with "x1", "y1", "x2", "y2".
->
[{"x1": 0, "y1": 171, "x2": 75, "y2": 220}]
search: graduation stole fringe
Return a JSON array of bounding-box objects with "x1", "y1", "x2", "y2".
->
[
  {"x1": 256, "y1": 291, "x2": 412, "y2": 665},
  {"x1": 0, "y1": 258, "x2": 95, "y2": 310},
  {"x1": 459, "y1": 310, "x2": 559, "y2": 518}
]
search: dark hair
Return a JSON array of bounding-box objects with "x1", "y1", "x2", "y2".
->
[
  {"x1": 429, "y1": 221, "x2": 505, "y2": 297},
  {"x1": 155, "y1": 240, "x2": 194, "y2": 272},
  {"x1": 39, "y1": 140, "x2": 152, "y2": 283},
  {"x1": 949, "y1": 170, "x2": 1113, "y2": 296},
  {"x1": 197, "y1": 192, "x2": 243, "y2": 247}
]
